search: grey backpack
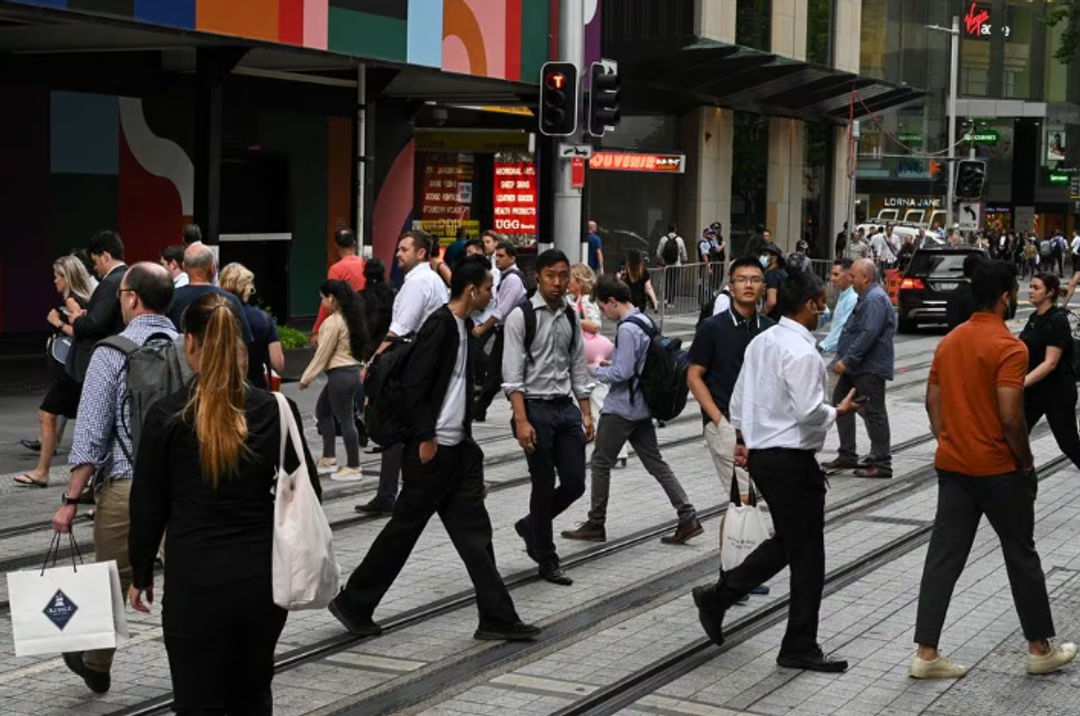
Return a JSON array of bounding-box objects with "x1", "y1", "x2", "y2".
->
[{"x1": 95, "y1": 333, "x2": 192, "y2": 462}]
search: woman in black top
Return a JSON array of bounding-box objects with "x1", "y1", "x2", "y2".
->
[
  {"x1": 128, "y1": 293, "x2": 318, "y2": 715},
  {"x1": 1020, "y1": 272, "x2": 1080, "y2": 470},
  {"x1": 360, "y1": 258, "x2": 395, "y2": 358},
  {"x1": 220, "y1": 262, "x2": 284, "y2": 389},
  {"x1": 620, "y1": 249, "x2": 658, "y2": 312}
]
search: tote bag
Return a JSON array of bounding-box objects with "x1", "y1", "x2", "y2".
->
[
  {"x1": 719, "y1": 471, "x2": 772, "y2": 573},
  {"x1": 8, "y1": 533, "x2": 127, "y2": 657},
  {"x1": 272, "y1": 393, "x2": 341, "y2": 610}
]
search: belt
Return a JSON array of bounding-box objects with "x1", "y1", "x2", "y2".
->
[{"x1": 525, "y1": 395, "x2": 573, "y2": 405}]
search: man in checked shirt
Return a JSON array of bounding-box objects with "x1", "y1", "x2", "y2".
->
[{"x1": 50, "y1": 262, "x2": 178, "y2": 695}]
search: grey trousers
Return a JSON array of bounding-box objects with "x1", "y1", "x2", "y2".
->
[
  {"x1": 316, "y1": 365, "x2": 361, "y2": 468},
  {"x1": 588, "y1": 413, "x2": 696, "y2": 525},
  {"x1": 833, "y1": 372, "x2": 891, "y2": 470}
]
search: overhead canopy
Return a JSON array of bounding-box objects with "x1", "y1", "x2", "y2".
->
[{"x1": 614, "y1": 38, "x2": 924, "y2": 124}]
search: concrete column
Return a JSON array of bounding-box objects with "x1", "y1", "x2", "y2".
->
[
  {"x1": 696, "y1": 0, "x2": 736, "y2": 43},
  {"x1": 830, "y1": 0, "x2": 862, "y2": 244},
  {"x1": 680, "y1": 107, "x2": 735, "y2": 248},
  {"x1": 766, "y1": 117, "x2": 804, "y2": 252}
]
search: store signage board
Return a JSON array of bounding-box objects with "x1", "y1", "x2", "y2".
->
[
  {"x1": 963, "y1": 2, "x2": 1011, "y2": 40},
  {"x1": 589, "y1": 151, "x2": 685, "y2": 173},
  {"x1": 415, "y1": 130, "x2": 530, "y2": 152},
  {"x1": 1049, "y1": 172, "x2": 1070, "y2": 186},
  {"x1": 493, "y1": 161, "x2": 538, "y2": 237},
  {"x1": 571, "y1": 157, "x2": 585, "y2": 188},
  {"x1": 1070, "y1": 177, "x2": 1080, "y2": 200},
  {"x1": 962, "y1": 130, "x2": 999, "y2": 145}
]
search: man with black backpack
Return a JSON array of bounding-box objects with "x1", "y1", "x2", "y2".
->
[
  {"x1": 562, "y1": 276, "x2": 701, "y2": 545},
  {"x1": 51, "y1": 263, "x2": 180, "y2": 694},
  {"x1": 503, "y1": 249, "x2": 594, "y2": 586}
]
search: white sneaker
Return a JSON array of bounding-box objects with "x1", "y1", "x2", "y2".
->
[
  {"x1": 909, "y1": 654, "x2": 968, "y2": 679},
  {"x1": 316, "y1": 457, "x2": 337, "y2": 474},
  {"x1": 330, "y1": 467, "x2": 363, "y2": 482},
  {"x1": 1027, "y1": 642, "x2": 1077, "y2": 675}
]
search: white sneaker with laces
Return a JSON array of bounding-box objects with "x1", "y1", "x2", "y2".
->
[
  {"x1": 1027, "y1": 642, "x2": 1077, "y2": 675},
  {"x1": 330, "y1": 466, "x2": 363, "y2": 482},
  {"x1": 909, "y1": 654, "x2": 968, "y2": 679}
]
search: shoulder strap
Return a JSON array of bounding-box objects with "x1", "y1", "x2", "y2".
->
[
  {"x1": 95, "y1": 334, "x2": 139, "y2": 357},
  {"x1": 521, "y1": 302, "x2": 537, "y2": 364},
  {"x1": 563, "y1": 304, "x2": 578, "y2": 355},
  {"x1": 621, "y1": 313, "x2": 657, "y2": 338}
]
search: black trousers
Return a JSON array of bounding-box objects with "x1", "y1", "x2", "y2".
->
[
  {"x1": 707, "y1": 448, "x2": 826, "y2": 655},
  {"x1": 915, "y1": 470, "x2": 1054, "y2": 647},
  {"x1": 833, "y1": 372, "x2": 891, "y2": 470},
  {"x1": 163, "y1": 574, "x2": 287, "y2": 715},
  {"x1": 1025, "y1": 382, "x2": 1080, "y2": 472},
  {"x1": 516, "y1": 400, "x2": 587, "y2": 564},
  {"x1": 338, "y1": 439, "x2": 519, "y2": 628},
  {"x1": 473, "y1": 329, "x2": 504, "y2": 417}
]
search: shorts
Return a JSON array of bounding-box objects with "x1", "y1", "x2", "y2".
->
[{"x1": 40, "y1": 371, "x2": 82, "y2": 419}]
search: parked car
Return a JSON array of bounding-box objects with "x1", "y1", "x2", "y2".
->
[{"x1": 897, "y1": 246, "x2": 988, "y2": 333}]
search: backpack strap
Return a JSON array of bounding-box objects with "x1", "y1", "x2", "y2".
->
[{"x1": 522, "y1": 302, "x2": 579, "y2": 366}]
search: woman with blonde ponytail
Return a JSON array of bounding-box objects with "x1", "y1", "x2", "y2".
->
[{"x1": 128, "y1": 293, "x2": 319, "y2": 713}]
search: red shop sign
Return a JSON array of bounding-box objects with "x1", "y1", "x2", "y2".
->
[
  {"x1": 588, "y1": 151, "x2": 685, "y2": 174},
  {"x1": 493, "y1": 161, "x2": 538, "y2": 237}
]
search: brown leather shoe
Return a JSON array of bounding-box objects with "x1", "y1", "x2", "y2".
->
[
  {"x1": 821, "y1": 456, "x2": 860, "y2": 471},
  {"x1": 561, "y1": 520, "x2": 606, "y2": 542},
  {"x1": 661, "y1": 517, "x2": 704, "y2": 545}
]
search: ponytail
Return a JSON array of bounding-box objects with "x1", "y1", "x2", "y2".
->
[{"x1": 182, "y1": 294, "x2": 248, "y2": 487}]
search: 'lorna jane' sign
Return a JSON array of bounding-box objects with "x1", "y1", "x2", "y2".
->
[
  {"x1": 492, "y1": 162, "x2": 537, "y2": 237},
  {"x1": 963, "y1": 2, "x2": 1011, "y2": 40}
]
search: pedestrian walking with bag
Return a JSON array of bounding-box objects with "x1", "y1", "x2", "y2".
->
[
  {"x1": 692, "y1": 270, "x2": 862, "y2": 672},
  {"x1": 330, "y1": 257, "x2": 540, "y2": 642},
  {"x1": 128, "y1": 292, "x2": 322, "y2": 713},
  {"x1": 219, "y1": 262, "x2": 284, "y2": 390}
]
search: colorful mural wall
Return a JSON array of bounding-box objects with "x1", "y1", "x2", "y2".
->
[{"x1": 7, "y1": 0, "x2": 553, "y2": 82}]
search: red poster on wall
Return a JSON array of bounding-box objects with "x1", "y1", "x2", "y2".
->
[{"x1": 493, "y1": 161, "x2": 538, "y2": 238}]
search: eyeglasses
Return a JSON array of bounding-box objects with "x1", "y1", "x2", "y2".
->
[
  {"x1": 117, "y1": 288, "x2": 135, "y2": 298},
  {"x1": 731, "y1": 276, "x2": 764, "y2": 285}
]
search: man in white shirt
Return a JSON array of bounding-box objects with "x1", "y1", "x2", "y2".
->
[
  {"x1": 471, "y1": 241, "x2": 530, "y2": 421},
  {"x1": 159, "y1": 245, "x2": 188, "y2": 288},
  {"x1": 869, "y1": 225, "x2": 898, "y2": 267},
  {"x1": 357, "y1": 230, "x2": 450, "y2": 515},
  {"x1": 691, "y1": 269, "x2": 861, "y2": 673}
]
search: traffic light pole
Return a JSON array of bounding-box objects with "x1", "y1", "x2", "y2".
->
[
  {"x1": 552, "y1": 0, "x2": 584, "y2": 261},
  {"x1": 928, "y1": 17, "x2": 959, "y2": 231}
]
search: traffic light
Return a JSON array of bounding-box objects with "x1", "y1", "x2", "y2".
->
[
  {"x1": 539, "y1": 61, "x2": 578, "y2": 137},
  {"x1": 955, "y1": 159, "x2": 987, "y2": 199},
  {"x1": 588, "y1": 61, "x2": 621, "y2": 137}
]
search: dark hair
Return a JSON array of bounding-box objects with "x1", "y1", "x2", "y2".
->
[
  {"x1": 495, "y1": 240, "x2": 517, "y2": 258},
  {"x1": 334, "y1": 228, "x2": 357, "y2": 249},
  {"x1": 450, "y1": 256, "x2": 490, "y2": 299},
  {"x1": 456, "y1": 227, "x2": 470, "y2": 240},
  {"x1": 778, "y1": 269, "x2": 825, "y2": 317},
  {"x1": 833, "y1": 257, "x2": 854, "y2": 270},
  {"x1": 88, "y1": 230, "x2": 124, "y2": 260},
  {"x1": 161, "y1": 244, "x2": 185, "y2": 266},
  {"x1": 667, "y1": 222, "x2": 678, "y2": 234},
  {"x1": 972, "y1": 260, "x2": 1017, "y2": 311},
  {"x1": 594, "y1": 274, "x2": 631, "y2": 304},
  {"x1": 364, "y1": 257, "x2": 387, "y2": 285},
  {"x1": 625, "y1": 249, "x2": 645, "y2": 281},
  {"x1": 481, "y1": 229, "x2": 500, "y2": 241},
  {"x1": 464, "y1": 238, "x2": 484, "y2": 254},
  {"x1": 962, "y1": 253, "x2": 986, "y2": 279},
  {"x1": 429, "y1": 241, "x2": 442, "y2": 259},
  {"x1": 1033, "y1": 272, "x2": 1061, "y2": 303},
  {"x1": 400, "y1": 230, "x2": 433, "y2": 260},
  {"x1": 124, "y1": 262, "x2": 174, "y2": 313},
  {"x1": 71, "y1": 248, "x2": 95, "y2": 276},
  {"x1": 181, "y1": 223, "x2": 202, "y2": 246},
  {"x1": 728, "y1": 256, "x2": 765, "y2": 276},
  {"x1": 320, "y1": 279, "x2": 368, "y2": 361},
  {"x1": 536, "y1": 249, "x2": 570, "y2": 273}
]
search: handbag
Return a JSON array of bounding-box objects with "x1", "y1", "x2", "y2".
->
[
  {"x1": 271, "y1": 392, "x2": 341, "y2": 610},
  {"x1": 719, "y1": 470, "x2": 772, "y2": 573},
  {"x1": 7, "y1": 532, "x2": 128, "y2": 657},
  {"x1": 47, "y1": 333, "x2": 73, "y2": 366}
]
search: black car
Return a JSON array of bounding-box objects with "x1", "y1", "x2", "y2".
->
[{"x1": 897, "y1": 246, "x2": 988, "y2": 332}]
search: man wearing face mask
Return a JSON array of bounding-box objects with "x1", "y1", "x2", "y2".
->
[
  {"x1": 691, "y1": 269, "x2": 861, "y2": 672},
  {"x1": 760, "y1": 244, "x2": 788, "y2": 321}
]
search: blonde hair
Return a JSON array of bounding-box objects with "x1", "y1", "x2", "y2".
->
[
  {"x1": 53, "y1": 255, "x2": 95, "y2": 304},
  {"x1": 570, "y1": 263, "x2": 597, "y2": 296},
  {"x1": 182, "y1": 293, "x2": 248, "y2": 487},
  {"x1": 219, "y1": 262, "x2": 256, "y2": 302}
]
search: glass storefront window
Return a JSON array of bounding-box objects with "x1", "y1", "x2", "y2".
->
[{"x1": 1003, "y1": 2, "x2": 1033, "y2": 99}]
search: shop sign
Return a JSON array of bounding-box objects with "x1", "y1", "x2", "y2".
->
[
  {"x1": 962, "y1": 3, "x2": 1011, "y2": 41},
  {"x1": 880, "y1": 196, "x2": 941, "y2": 209},
  {"x1": 492, "y1": 161, "x2": 538, "y2": 237},
  {"x1": 415, "y1": 130, "x2": 530, "y2": 153},
  {"x1": 588, "y1": 151, "x2": 685, "y2": 173},
  {"x1": 897, "y1": 132, "x2": 923, "y2": 144},
  {"x1": 412, "y1": 219, "x2": 480, "y2": 240},
  {"x1": 571, "y1": 157, "x2": 586, "y2": 189},
  {"x1": 1049, "y1": 171, "x2": 1070, "y2": 186},
  {"x1": 420, "y1": 159, "x2": 474, "y2": 224},
  {"x1": 962, "y1": 130, "x2": 999, "y2": 145}
]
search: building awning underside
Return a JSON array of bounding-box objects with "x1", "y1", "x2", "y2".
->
[{"x1": 617, "y1": 38, "x2": 924, "y2": 125}]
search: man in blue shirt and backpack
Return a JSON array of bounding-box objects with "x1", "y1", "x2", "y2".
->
[{"x1": 561, "y1": 275, "x2": 701, "y2": 545}]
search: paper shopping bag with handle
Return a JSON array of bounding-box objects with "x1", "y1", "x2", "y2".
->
[
  {"x1": 7, "y1": 532, "x2": 128, "y2": 657},
  {"x1": 719, "y1": 471, "x2": 772, "y2": 573}
]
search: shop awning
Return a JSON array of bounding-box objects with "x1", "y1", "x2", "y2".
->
[{"x1": 614, "y1": 38, "x2": 924, "y2": 125}]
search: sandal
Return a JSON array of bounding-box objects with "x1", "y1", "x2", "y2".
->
[{"x1": 13, "y1": 474, "x2": 48, "y2": 488}]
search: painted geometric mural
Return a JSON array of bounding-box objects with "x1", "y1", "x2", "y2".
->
[{"x1": 7, "y1": 0, "x2": 552, "y2": 81}]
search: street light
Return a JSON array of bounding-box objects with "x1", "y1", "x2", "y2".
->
[{"x1": 927, "y1": 17, "x2": 959, "y2": 230}]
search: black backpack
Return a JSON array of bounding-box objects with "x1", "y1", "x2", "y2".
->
[
  {"x1": 363, "y1": 334, "x2": 416, "y2": 446},
  {"x1": 697, "y1": 288, "x2": 731, "y2": 329},
  {"x1": 661, "y1": 235, "x2": 680, "y2": 265},
  {"x1": 517, "y1": 301, "x2": 578, "y2": 364},
  {"x1": 501, "y1": 266, "x2": 536, "y2": 298},
  {"x1": 619, "y1": 315, "x2": 690, "y2": 421}
]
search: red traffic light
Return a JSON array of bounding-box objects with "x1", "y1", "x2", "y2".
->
[{"x1": 545, "y1": 71, "x2": 566, "y2": 90}]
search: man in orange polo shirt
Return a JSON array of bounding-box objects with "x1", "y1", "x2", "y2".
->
[
  {"x1": 313, "y1": 228, "x2": 366, "y2": 339},
  {"x1": 911, "y1": 260, "x2": 1076, "y2": 680}
]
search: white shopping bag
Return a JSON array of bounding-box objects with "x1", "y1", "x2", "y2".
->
[
  {"x1": 272, "y1": 392, "x2": 341, "y2": 610},
  {"x1": 7, "y1": 537, "x2": 128, "y2": 657},
  {"x1": 720, "y1": 472, "x2": 773, "y2": 573}
]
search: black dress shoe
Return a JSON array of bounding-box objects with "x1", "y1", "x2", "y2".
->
[
  {"x1": 355, "y1": 500, "x2": 395, "y2": 516},
  {"x1": 539, "y1": 563, "x2": 573, "y2": 586},
  {"x1": 474, "y1": 621, "x2": 542, "y2": 641},
  {"x1": 62, "y1": 652, "x2": 110, "y2": 693},
  {"x1": 19, "y1": 439, "x2": 41, "y2": 453},
  {"x1": 515, "y1": 518, "x2": 538, "y2": 562},
  {"x1": 776, "y1": 651, "x2": 848, "y2": 672},
  {"x1": 327, "y1": 597, "x2": 383, "y2": 637},
  {"x1": 692, "y1": 586, "x2": 726, "y2": 646}
]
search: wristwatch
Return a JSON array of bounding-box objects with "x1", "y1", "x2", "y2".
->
[{"x1": 60, "y1": 494, "x2": 81, "y2": 506}]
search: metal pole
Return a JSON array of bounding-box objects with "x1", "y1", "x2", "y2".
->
[
  {"x1": 356, "y1": 63, "x2": 367, "y2": 256},
  {"x1": 846, "y1": 120, "x2": 860, "y2": 258},
  {"x1": 946, "y1": 15, "x2": 959, "y2": 231},
  {"x1": 553, "y1": 0, "x2": 584, "y2": 260}
]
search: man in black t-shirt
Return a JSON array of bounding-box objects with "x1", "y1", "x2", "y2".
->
[
  {"x1": 946, "y1": 254, "x2": 985, "y2": 331},
  {"x1": 687, "y1": 257, "x2": 775, "y2": 503}
]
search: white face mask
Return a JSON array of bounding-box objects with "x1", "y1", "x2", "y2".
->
[{"x1": 759, "y1": 256, "x2": 770, "y2": 269}]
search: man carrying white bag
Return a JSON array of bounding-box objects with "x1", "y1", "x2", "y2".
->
[
  {"x1": 8, "y1": 533, "x2": 128, "y2": 658},
  {"x1": 719, "y1": 471, "x2": 772, "y2": 575}
]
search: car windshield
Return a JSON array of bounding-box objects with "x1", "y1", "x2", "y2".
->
[{"x1": 908, "y1": 253, "x2": 969, "y2": 277}]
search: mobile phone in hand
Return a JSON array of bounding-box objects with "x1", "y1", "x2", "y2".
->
[{"x1": 852, "y1": 395, "x2": 870, "y2": 407}]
